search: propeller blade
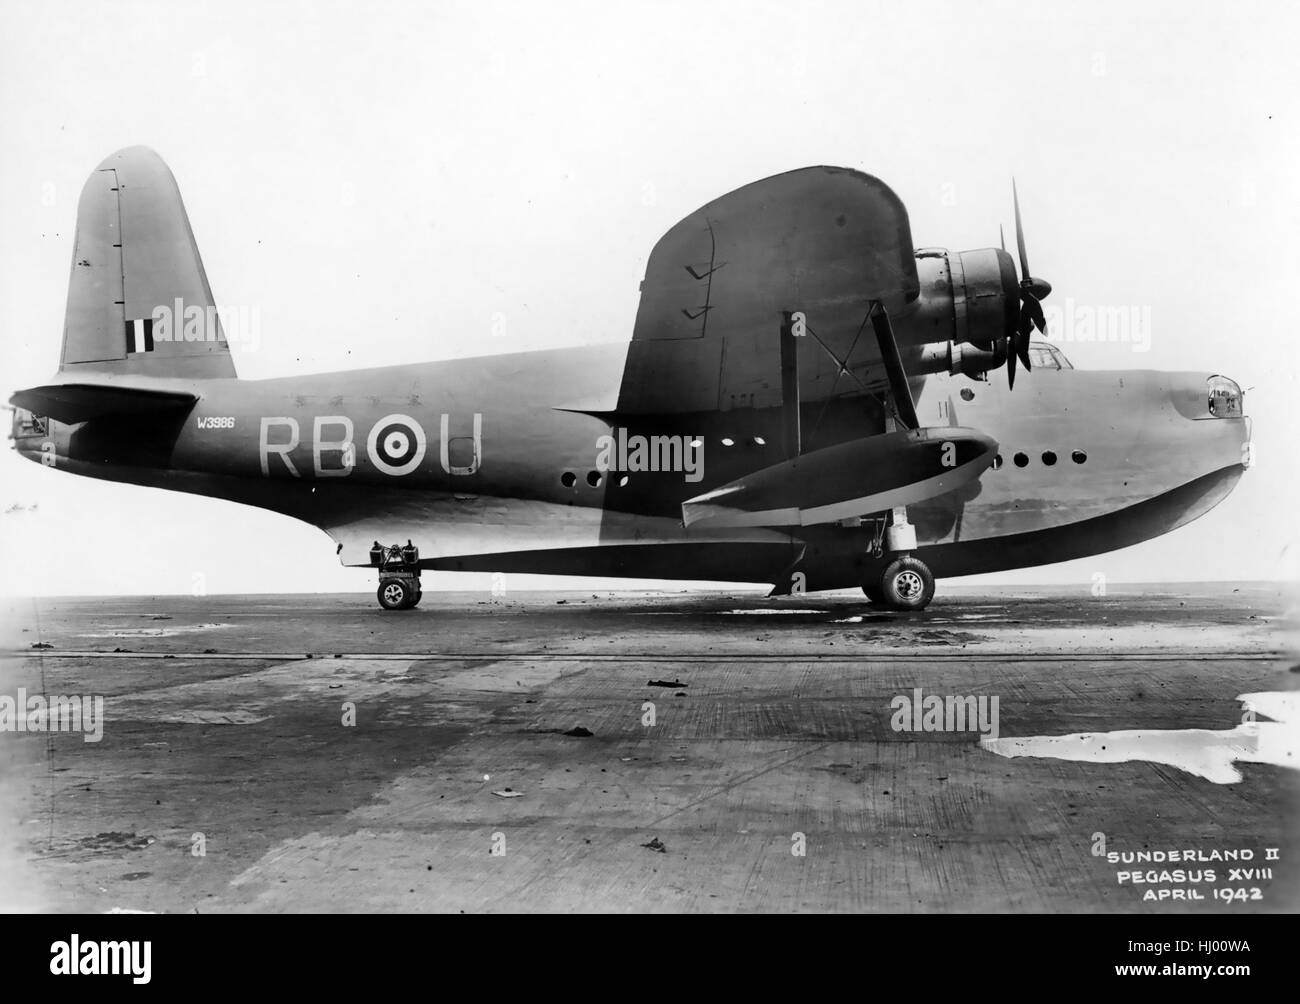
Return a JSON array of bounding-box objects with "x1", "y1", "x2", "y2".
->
[
  {"x1": 1013, "y1": 178, "x2": 1030, "y2": 282},
  {"x1": 1001, "y1": 179, "x2": 1050, "y2": 392},
  {"x1": 1022, "y1": 290, "x2": 1046, "y2": 333},
  {"x1": 1017, "y1": 323, "x2": 1033, "y2": 372}
]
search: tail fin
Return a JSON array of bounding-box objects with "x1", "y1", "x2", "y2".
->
[{"x1": 60, "y1": 146, "x2": 237, "y2": 380}]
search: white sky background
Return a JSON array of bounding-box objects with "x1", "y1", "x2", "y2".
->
[{"x1": 0, "y1": 0, "x2": 1297, "y2": 595}]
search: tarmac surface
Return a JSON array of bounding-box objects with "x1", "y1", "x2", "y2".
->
[{"x1": 1, "y1": 583, "x2": 1295, "y2": 913}]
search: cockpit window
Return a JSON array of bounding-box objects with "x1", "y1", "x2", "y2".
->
[
  {"x1": 1027, "y1": 342, "x2": 1073, "y2": 371},
  {"x1": 1028, "y1": 345, "x2": 1058, "y2": 370}
]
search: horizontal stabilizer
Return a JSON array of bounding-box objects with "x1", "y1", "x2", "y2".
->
[
  {"x1": 682, "y1": 427, "x2": 997, "y2": 529},
  {"x1": 9, "y1": 382, "x2": 197, "y2": 424}
]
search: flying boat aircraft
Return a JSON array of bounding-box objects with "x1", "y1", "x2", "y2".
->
[{"x1": 8, "y1": 148, "x2": 1250, "y2": 609}]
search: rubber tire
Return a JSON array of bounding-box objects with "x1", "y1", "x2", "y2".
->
[
  {"x1": 861, "y1": 582, "x2": 886, "y2": 605},
  {"x1": 879, "y1": 556, "x2": 935, "y2": 611},
  {"x1": 407, "y1": 588, "x2": 422, "y2": 609},
  {"x1": 378, "y1": 578, "x2": 412, "y2": 610}
]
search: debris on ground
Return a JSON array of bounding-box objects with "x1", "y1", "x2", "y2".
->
[
  {"x1": 76, "y1": 832, "x2": 155, "y2": 852},
  {"x1": 30, "y1": 642, "x2": 53, "y2": 650},
  {"x1": 492, "y1": 789, "x2": 523, "y2": 798},
  {"x1": 640, "y1": 837, "x2": 667, "y2": 853},
  {"x1": 563, "y1": 726, "x2": 593, "y2": 737},
  {"x1": 647, "y1": 679, "x2": 686, "y2": 688}
]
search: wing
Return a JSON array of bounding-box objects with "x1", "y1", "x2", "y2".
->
[{"x1": 616, "y1": 166, "x2": 918, "y2": 415}]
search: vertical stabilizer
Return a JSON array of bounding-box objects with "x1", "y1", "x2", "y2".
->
[{"x1": 60, "y1": 146, "x2": 237, "y2": 380}]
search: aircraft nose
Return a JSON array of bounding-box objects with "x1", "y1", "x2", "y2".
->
[
  {"x1": 1206, "y1": 374, "x2": 1246, "y2": 420},
  {"x1": 1205, "y1": 375, "x2": 1252, "y2": 470},
  {"x1": 1200, "y1": 374, "x2": 1252, "y2": 472},
  {"x1": 1160, "y1": 372, "x2": 1251, "y2": 474},
  {"x1": 1167, "y1": 374, "x2": 1247, "y2": 423}
]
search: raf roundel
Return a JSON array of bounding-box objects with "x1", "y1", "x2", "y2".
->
[{"x1": 366, "y1": 414, "x2": 427, "y2": 475}]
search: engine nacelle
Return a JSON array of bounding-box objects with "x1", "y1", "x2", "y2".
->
[
  {"x1": 917, "y1": 338, "x2": 1007, "y2": 380},
  {"x1": 905, "y1": 247, "x2": 1020, "y2": 362}
]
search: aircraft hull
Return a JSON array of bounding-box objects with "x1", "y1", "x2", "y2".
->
[{"x1": 13, "y1": 343, "x2": 1249, "y2": 592}]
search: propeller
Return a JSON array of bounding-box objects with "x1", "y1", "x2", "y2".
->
[{"x1": 1006, "y1": 179, "x2": 1052, "y2": 389}]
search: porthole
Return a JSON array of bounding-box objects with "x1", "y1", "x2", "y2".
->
[
  {"x1": 1042, "y1": 451, "x2": 1057, "y2": 466},
  {"x1": 560, "y1": 471, "x2": 576, "y2": 488},
  {"x1": 721, "y1": 437, "x2": 734, "y2": 447},
  {"x1": 618, "y1": 475, "x2": 629, "y2": 487},
  {"x1": 753, "y1": 436, "x2": 766, "y2": 446},
  {"x1": 587, "y1": 471, "x2": 602, "y2": 487},
  {"x1": 1013, "y1": 452, "x2": 1029, "y2": 468},
  {"x1": 992, "y1": 454, "x2": 1003, "y2": 470},
  {"x1": 1072, "y1": 450, "x2": 1087, "y2": 464},
  {"x1": 960, "y1": 388, "x2": 975, "y2": 401}
]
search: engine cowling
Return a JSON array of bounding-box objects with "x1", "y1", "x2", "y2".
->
[{"x1": 904, "y1": 248, "x2": 1020, "y2": 378}]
